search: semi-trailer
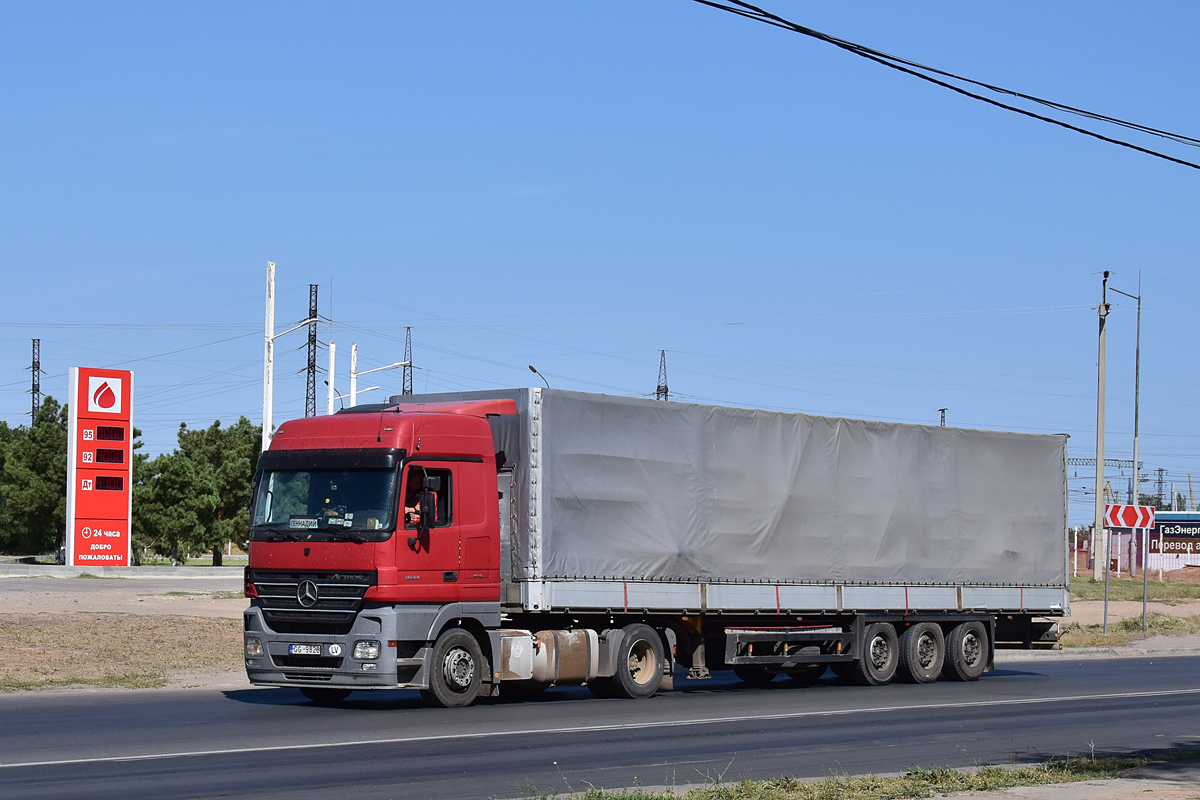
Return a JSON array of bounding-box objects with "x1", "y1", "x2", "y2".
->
[{"x1": 243, "y1": 388, "x2": 1068, "y2": 706}]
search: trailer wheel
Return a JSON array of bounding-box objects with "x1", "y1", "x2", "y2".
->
[
  {"x1": 611, "y1": 623, "x2": 664, "y2": 699},
  {"x1": 943, "y1": 621, "x2": 987, "y2": 681},
  {"x1": 898, "y1": 623, "x2": 945, "y2": 684},
  {"x1": 300, "y1": 688, "x2": 352, "y2": 705},
  {"x1": 733, "y1": 665, "x2": 777, "y2": 685},
  {"x1": 784, "y1": 665, "x2": 826, "y2": 685},
  {"x1": 850, "y1": 623, "x2": 898, "y2": 686},
  {"x1": 425, "y1": 628, "x2": 483, "y2": 707}
]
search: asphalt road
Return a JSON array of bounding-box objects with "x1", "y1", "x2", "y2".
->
[{"x1": 1, "y1": 657, "x2": 1198, "y2": 799}]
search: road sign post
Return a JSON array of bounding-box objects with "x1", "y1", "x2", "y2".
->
[
  {"x1": 1103, "y1": 504, "x2": 1156, "y2": 632},
  {"x1": 66, "y1": 368, "x2": 134, "y2": 567}
]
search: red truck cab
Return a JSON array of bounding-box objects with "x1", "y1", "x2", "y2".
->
[{"x1": 243, "y1": 400, "x2": 513, "y2": 698}]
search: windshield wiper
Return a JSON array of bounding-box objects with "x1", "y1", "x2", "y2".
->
[
  {"x1": 263, "y1": 530, "x2": 302, "y2": 542},
  {"x1": 327, "y1": 531, "x2": 366, "y2": 544}
]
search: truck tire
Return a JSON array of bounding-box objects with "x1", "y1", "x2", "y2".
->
[
  {"x1": 850, "y1": 623, "x2": 898, "y2": 686},
  {"x1": 425, "y1": 628, "x2": 484, "y2": 707},
  {"x1": 300, "y1": 688, "x2": 352, "y2": 705},
  {"x1": 943, "y1": 621, "x2": 987, "y2": 681},
  {"x1": 733, "y1": 665, "x2": 777, "y2": 685},
  {"x1": 898, "y1": 622, "x2": 945, "y2": 684},
  {"x1": 784, "y1": 665, "x2": 826, "y2": 685},
  {"x1": 611, "y1": 623, "x2": 665, "y2": 699}
]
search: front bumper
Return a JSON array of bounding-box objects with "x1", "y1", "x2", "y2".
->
[{"x1": 243, "y1": 605, "x2": 430, "y2": 690}]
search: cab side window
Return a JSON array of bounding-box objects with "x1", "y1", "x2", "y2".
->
[{"x1": 403, "y1": 466, "x2": 452, "y2": 529}]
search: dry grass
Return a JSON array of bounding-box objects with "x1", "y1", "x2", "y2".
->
[
  {"x1": 564, "y1": 753, "x2": 1198, "y2": 799},
  {"x1": 0, "y1": 613, "x2": 242, "y2": 691},
  {"x1": 1060, "y1": 611, "x2": 1200, "y2": 648},
  {"x1": 1071, "y1": 576, "x2": 1200, "y2": 602}
]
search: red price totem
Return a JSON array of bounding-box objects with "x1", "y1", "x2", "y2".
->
[{"x1": 66, "y1": 368, "x2": 134, "y2": 567}]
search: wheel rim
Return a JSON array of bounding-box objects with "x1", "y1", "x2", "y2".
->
[
  {"x1": 961, "y1": 632, "x2": 981, "y2": 667},
  {"x1": 869, "y1": 634, "x2": 891, "y2": 671},
  {"x1": 916, "y1": 632, "x2": 938, "y2": 670},
  {"x1": 627, "y1": 639, "x2": 655, "y2": 685},
  {"x1": 443, "y1": 646, "x2": 475, "y2": 691}
]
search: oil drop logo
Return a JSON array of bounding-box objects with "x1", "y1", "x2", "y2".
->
[{"x1": 87, "y1": 376, "x2": 122, "y2": 414}]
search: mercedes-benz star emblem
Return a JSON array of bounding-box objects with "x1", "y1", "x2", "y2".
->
[{"x1": 297, "y1": 580, "x2": 319, "y2": 608}]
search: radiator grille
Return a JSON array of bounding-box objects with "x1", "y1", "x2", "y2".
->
[{"x1": 251, "y1": 570, "x2": 375, "y2": 633}]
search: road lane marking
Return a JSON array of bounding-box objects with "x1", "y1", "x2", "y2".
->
[{"x1": 3, "y1": 686, "x2": 1199, "y2": 770}]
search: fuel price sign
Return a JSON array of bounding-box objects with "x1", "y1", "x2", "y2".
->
[{"x1": 66, "y1": 368, "x2": 133, "y2": 567}]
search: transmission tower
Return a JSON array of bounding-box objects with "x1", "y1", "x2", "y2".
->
[
  {"x1": 656, "y1": 350, "x2": 669, "y2": 401},
  {"x1": 30, "y1": 338, "x2": 42, "y2": 421},
  {"x1": 305, "y1": 284, "x2": 319, "y2": 418},
  {"x1": 1155, "y1": 468, "x2": 1167, "y2": 504},
  {"x1": 402, "y1": 326, "x2": 413, "y2": 395}
]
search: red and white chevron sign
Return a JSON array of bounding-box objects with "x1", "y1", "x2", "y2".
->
[{"x1": 1104, "y1": 504, "x2": 1155, "y2": 529}]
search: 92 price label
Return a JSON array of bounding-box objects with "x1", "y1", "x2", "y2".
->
[{"x1": 82, "y1": 451, "x2": 94, "y2": 463}]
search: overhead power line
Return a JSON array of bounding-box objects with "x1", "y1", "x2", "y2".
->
[{"x1": 691, "y1": 0, "x2": 1200, "y2": 170}]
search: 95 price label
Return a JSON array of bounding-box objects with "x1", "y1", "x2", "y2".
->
[{"x1": 82, "y1": 429, "x2": 94, "y2": 441}]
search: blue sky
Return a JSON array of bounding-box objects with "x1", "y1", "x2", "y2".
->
[{"x1": 1, "y1": 2, "x2": 1197, "y2": 525}]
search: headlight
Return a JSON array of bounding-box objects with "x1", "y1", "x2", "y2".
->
[
  {"x1": 353, "y1": 640, "x2": 380, "y2": 660},
  {"x1": 244, "y1": 637, "x2": 263, "y2": 657}
]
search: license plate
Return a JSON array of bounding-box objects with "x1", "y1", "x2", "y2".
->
[{"x1": 289, "y1": 643, "x2": 322, "y2": 656}]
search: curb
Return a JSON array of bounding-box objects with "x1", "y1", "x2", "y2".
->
[{"x1": 0, "y1": 565, "x2": 244, "y2": 579}]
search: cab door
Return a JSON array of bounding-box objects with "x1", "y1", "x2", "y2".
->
[{"x1": 398, "y1": 463, "x2": 461, "y2": 602}]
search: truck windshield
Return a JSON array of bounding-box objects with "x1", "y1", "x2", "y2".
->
[{"x1": 251, "y1": 468, "x2": 397, "y2": 539}]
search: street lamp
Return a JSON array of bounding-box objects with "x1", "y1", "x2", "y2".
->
[
  {"x1": 528, "y1": 365, "x2": 550, "y2": 389},
  {"x1": 350, "y1": 343, "x2": 408, "y2": 407}
]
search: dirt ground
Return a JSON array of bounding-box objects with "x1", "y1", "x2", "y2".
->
[
  {"x1": 0, "y1": 575, "x2": 247, "y2": 618},
  {"x1": 0, "y1": 575, "x2": 247, "y2": 691},
  {"x1": 1069, "y1": 598, "x2": 1200, "y2": 626}
]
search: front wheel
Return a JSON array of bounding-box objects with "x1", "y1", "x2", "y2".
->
[{"x1": 425, "y1": 628, "x2": 484, "y2": 707}]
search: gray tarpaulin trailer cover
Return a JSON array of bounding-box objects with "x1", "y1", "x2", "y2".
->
[{"x1": 392, "y1": 389, "x2": 1068, "y2": 589}]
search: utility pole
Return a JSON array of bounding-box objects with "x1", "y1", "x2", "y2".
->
[
  {"x1": 350, "y1": 343, "x2": 358, "y2": 407},
  {"x1": 263, "y1": 262, "x2": 276, "y2": 452},
  {"x1": 938, "y1": 408, "x2": 947, "y2": 427},
  {"x1": 1093, "y1": 271, "x2": 1110, "y2": 582},
  {"x1": 349, "y1": 347, "x2": 406, "y2": 407},
  {"x1": 262, "y1": 262, "x2": 319, "y2": 452},
  {"x1": 30, "y1": 338, "x2": 42, "y2": 421},
  {"x1": 403, "y1": 327, "x2": 413, "y2": 395},
  {"x1": 656, "y1": 350, "x2": 669, "y2": 401},
  {"x1": 305, "y1": 284, "x2": 319, "y2": 418},
  {"x1": 326, "y1": 341, "x2": 337, "y2": 415}
]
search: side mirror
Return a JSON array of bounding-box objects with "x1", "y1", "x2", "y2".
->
[
  {"x1": 419, "y1": 491, "x2": 436, "y2": 525},
  {"x1": 422, "y1": 476, "x2": 442, "y2": 492}
]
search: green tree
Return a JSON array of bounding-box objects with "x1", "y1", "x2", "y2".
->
[
  {"x1": 0, "y1": 398, "x2": 68, "y2": 555},
  {"x1": 1138, "y1": 493, "x2": 1169, "y2": 512},
  {"x1": 0, "y1": 420, "x2": 17, "y2": 536},
  {"x1": 134, "y1": 417, "x2": 261, "y2": 565}
]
